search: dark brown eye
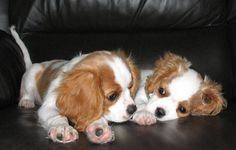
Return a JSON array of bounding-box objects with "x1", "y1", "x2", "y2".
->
[
  {"x1": 107, "y1": 92, "x2": 119, "y2": 102},
  {"x1": 203, "y1": 94, "x2": 212, "y2": 104},
  {"x1": 128, "y1": 82, "x2": 133, "y2": 89},
  {"x1": 158, "y1": 87, "x2": 166, "y2": 96},
  {"x1": 178, "y1": 106, "x2": 187, "y2": 114}
]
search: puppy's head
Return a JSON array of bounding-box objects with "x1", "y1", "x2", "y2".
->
[
  {"x1": 145, "y1": 52, "x2": 226, "y2": 121},
  {"x1": 56, "y1": 51, "x2": 139, "y2": 131}
]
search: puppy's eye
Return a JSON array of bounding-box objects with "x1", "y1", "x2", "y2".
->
[
  {"x1": 107, "y1": 92, "x2": 119, "y2": 102},
  {"x1": 203, "y1": 94, "x2": 212, "y2": 104},
  {"x1": 178, "y1": 106, "x2": 187, "y2": 114},
  {"x1": 158, "y1": 87, "x2": 166, "y2": 96},
  {"x1": 128, "y1": 82, "x2": 133, "y2": 89}
]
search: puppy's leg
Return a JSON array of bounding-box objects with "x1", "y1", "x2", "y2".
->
[
  {"x1": 19, "y1": 64, "x2": 43, "y2": 108},
  {"x1": 86, "y1": 118, "x2": 114, "y2": 144},
  {"x1": 38, "y1": 95, "x2": 78, "y2": 143},
  {"x1": 132, "y1": 110, "x2": 156, "y2": 126},
  {"x1": 132, "y1": 86, "x2": 156, "y2": 125}
]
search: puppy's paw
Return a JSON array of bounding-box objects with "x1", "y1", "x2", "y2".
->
[
  {"x1": 132, "y1": 110, "x2": 156, "y2": 126},
  {"x1": 18, "y1": 99, "x2": 35, "y2": 108},
  {"x1": 86, "y1": 122, "x2": 114, "y2": 144},
  {"x1": 48, "y1": 125, "x2": 79, "y2": 143}
]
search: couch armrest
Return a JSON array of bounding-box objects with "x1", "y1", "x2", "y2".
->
[{"x1": 0, "y1": 30, "x2": 25, "y2": 108}]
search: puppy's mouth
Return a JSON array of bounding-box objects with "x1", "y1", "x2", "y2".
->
[{"x1": 125, "y1": 114, "x2": 135, "y2": 121}]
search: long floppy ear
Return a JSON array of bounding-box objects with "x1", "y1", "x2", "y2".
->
[
  {"x1": 191, "y1": 76, "x2": 227, "y2": 116},
  {"x1": 114, "y1": 50, "x2": 140, "y2": 98},
  {"x1": 56, "y1": 67, "x2": 104, "y2": 131},
  {"x1": 126, "y1": 56, "x2": 140, "y2": 98},
  {"x1": 145, "y1": 52, "x2": 191, "y2": 94}
]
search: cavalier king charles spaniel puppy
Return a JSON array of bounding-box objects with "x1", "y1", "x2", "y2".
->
[
  {"x1": 132, "y1": 52, "x2": 227, "y2": 125},
  {"x1": 11, "y1": 26, "x2": 139, "y2": 144}
]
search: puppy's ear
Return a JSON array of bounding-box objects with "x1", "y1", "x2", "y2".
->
[
  {"x1": 114, "y1": 50, "x2": 140, "y2": 98},
  {"x1": 56, "y1": 67, "x2": 104, "y2": 131},
  {"x1": 191, "y1": 76, "x2": 227, "y2": 116},
  {"x1": 126, "y1": 56, "x2": 140, "y2": 98}
]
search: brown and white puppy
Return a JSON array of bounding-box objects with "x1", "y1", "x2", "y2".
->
[
  {"x1": 132, "y1": 52, "x2": 227, "y2": 125},
  {"x1": 11, "y1": 26, "x2": 139, "y2": 144}
]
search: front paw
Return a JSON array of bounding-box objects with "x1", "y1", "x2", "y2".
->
[
  {"x1": 85, "y1": 123, "x2": 114, "y2": 144},
  {"x1": 132, "y1": 110, "x2": 156, "y2": 126},
  {"x1": 48, "y1": 125, "x2": 79, "y2": 143},
  {"x1": 18, "y1": 99, "x2": 35, "y2": 108}
]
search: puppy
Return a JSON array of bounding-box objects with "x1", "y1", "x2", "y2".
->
[
  {"x1": 11, "y1": 26, "x2": 139, "y2": 144},
  {"x1": 132, "y1": 52, "x2": 227, "y2": 125}
]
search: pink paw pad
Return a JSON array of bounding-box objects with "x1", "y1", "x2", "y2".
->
[
  {"x1": 86, "y1": 123, "x2": 114, "y2": 144},
  {"x1": 133, "y1": 111, "x2": 156, "y2": 126}
]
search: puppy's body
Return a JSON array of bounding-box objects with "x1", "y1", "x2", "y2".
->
[
  {"x1": 133, "y1": 53, "x2": 227, "y2": 125},
  {"x1": 11, "y1": 27, "x2": 139, "y2": 144}
]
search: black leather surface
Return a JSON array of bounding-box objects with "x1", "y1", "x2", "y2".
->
[
  {"x1": 228, "y1": 23, "x2": 236, "y2": 99},
  {"x1": 0, "y1": 31, "x2": 25, "y2": 108},
  {"x1": 21, "y1": 26, "x2": 233, "y2": 100},
  {"x1": 228, "y1": 0, "x2": 236, "y2": 22},
  {"x1": 10, "y1": 0, "x2": 226, "y2": 33},
  {"x1": 0, "y1": 0, "x2": 9, "y2": 32},
  {"x1": 0, "y1": 102, "x2": 235, "y2": 150}
]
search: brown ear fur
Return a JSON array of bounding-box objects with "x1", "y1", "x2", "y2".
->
[
  {"x1": 126, "y1": 56, "x2": 140, "y2": 98},
  {"x1": 145, "y1": 52, "x2": 191, "y2": 94},
  {"x1": 114, "y1": 50, "x2": 140, "y2": 98},
  {"x1": 191, "y1": 77, "x2": 227, "y2": 116},
  {"x1": 56, "y1": 67, "x2": 104, "y2": 131}
]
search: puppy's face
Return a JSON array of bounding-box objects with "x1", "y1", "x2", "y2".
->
[
  {"x1": 56, "y1": 51, "x2": 139, "y2": 131},
  {"x1": 145, "y1": 53, "x2": 227, "y2": 121}
]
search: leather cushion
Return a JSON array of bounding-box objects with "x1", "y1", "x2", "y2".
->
[{"x1": 10, "y1": 0, "x2": 226, "y2": 33}]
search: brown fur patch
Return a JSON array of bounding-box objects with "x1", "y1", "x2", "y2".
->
[
  {"x1": 36, "y1": 60, "x2": 65, "y2": 99},
  {"x1": 190, "y1": 77, "x2": 227, "y2": 116},
  {"x1": 145, "y1": 52, "x2": 191, "y2": 97}
]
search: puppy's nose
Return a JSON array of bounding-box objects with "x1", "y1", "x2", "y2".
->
[
  {"x1": 127, "y1": 104, "x2": 137, "y2": 115},
  {"x1": 155, "y1": 107, "x2": 166, "y2": 118}
]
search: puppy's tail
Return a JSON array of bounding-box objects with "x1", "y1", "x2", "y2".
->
[{"x1": 10, "y1": 25, "x2": 32, "y2": 70}]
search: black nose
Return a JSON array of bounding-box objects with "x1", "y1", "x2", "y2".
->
[
  {"x1": 127, "y1": 104, "x2": 137, "y2": 115},
  {"x1": 155, "y1": 107, "x2": 166, "y2": 118}
]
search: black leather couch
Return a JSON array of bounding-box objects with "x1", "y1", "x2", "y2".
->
[{"x1": 1, "y1": 0, "x2": 236, "y2": 149}]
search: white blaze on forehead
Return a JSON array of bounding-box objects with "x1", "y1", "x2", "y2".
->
[
  {"x1": 169, "y1": 69, "x2": 202, "y2": 102},
  {"x1": 107, "y1": 56, "x2": 131, "y2": 89}
]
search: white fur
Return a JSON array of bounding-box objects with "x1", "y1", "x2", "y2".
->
[
  {"x1": 169, "y1": 69, "x2": 202, "y2": 102},
  {"x1": 134, "y1": 70, "x2": 153, "y2": 110},
  {"x1": 104, "y1": 56, "x2": 135, "y2": 122}
]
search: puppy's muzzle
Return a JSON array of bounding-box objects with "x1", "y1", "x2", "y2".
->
[
  {"x1": 155, "y1": 107, "x2": 166, "y2": 118},
  {"x1": 126, "y1": 104, "x2": 137, "y2": 115}
]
